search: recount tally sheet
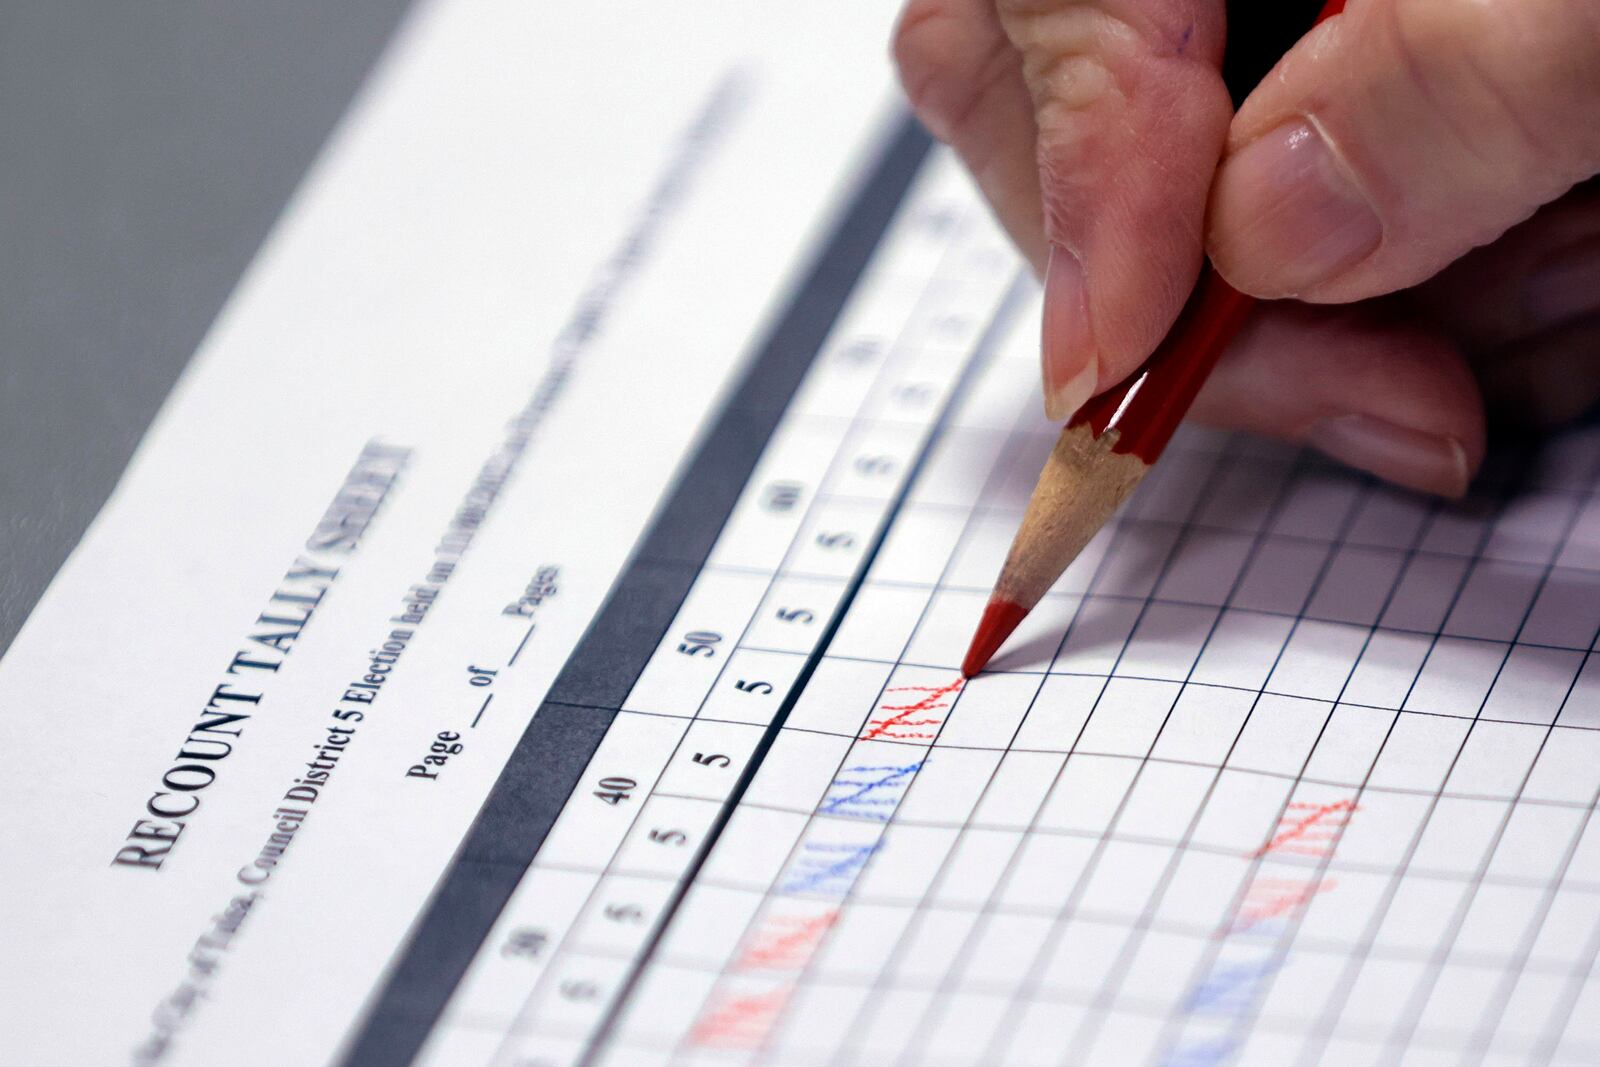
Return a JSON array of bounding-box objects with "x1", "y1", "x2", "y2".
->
[{"x1": 5, "y1": 3, "x2": 1600, "y2": 1066}]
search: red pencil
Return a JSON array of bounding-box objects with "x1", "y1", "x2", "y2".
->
[{"x1": 961, "y1": 0, "x2": 1347, "y2": 679}]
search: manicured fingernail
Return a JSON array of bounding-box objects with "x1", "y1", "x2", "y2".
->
[
  {"x1": 1526, "y1": 233, "x2": 1600, "y2": 330},
  {"x1": 1212, "y1": 120, "x2": 1381, "y2": 296},
  {"x1": 1042, "y1": 245, "x2": 1097, "y2": 421},
  {"x1": 1307, "y1": 414, "x2": 1470, "y2": 498}
]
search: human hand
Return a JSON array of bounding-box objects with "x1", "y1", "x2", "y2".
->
[{"x1": 894, "y1": 0, "x2": 1600, "y2": 495}]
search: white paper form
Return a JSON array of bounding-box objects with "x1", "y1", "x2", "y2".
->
[
  {"x1": 0, "y1": 2, "x2": 913, "y2": 1064},
  {"x1": 419, "y1": 166, "x2": 1600, "y2": 1065}
]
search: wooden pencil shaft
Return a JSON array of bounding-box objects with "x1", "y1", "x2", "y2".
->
[{"x1": 995, "y1": 423, "x2": 1148, "y2": 610}]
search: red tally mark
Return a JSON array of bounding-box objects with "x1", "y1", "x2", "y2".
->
[
  {"x1": 861, "y1": 678, "x2": 962, "y2": 741},
  {"x1": 1231, "y1": 877, "x2": 1335, "y2": 934},
  {"x1": 1251, "y1": 799, "x2": 1357, "y2": 859},
  {"x1": 737, "y1": 910, "x2": 839, "y2": 971},
  {"x1": 689, "y1": 986, "x2": 791, "y2": 1049}
]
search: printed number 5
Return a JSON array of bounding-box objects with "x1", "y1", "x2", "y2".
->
[{"x1": 560, "y1": 980, "x2": 599, "y2": 1002}]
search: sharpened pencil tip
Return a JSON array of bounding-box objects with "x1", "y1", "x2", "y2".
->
[{"x1": 961, "y1": 598, "x2": 1029, "y2": 678}]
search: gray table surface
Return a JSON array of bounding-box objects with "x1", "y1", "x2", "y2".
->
[{"x1": 0, "y1": 1, "x2": 412, "y2": 656}]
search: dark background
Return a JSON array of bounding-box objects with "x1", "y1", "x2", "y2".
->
[
  {"x1": 0, "y1": 2, "x2": 411, "y2": 654},
  {"x1": 1222, "y1": 0, "x2": 1330, "y2": 105}
]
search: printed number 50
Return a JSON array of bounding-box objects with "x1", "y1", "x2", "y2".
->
[{"x1": 677, "y1": 630, "x2": 722, "y2": 657}]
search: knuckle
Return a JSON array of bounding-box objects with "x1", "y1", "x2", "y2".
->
[
  {"x1": 1030, "y1": 51, "x2": 1122, "y2": 130},
  {"x1": 997, "y1": 0, "x2": 1215, "y2": 58},
  {"x1": 892, "y1": 0, "x2": 1021, "y2": 145},
  {"x1": 894, "y1": 0, "x2": 1045, "y2": 157},
  {"x1": 999, "y1": 0, "x2": 1224, "y2": 237},
  {"x1": 1390, "y1": 0, "x2": 1600, "y2": 183},
  {"x1": 997, "y1": 2, "x2": 1136, "y2": 122},
  {"x1": 890, "y1": 0, "x2": 943, "y2": 86},
  {"x1": 995, "y1": 0, "x2": 1218, "y2": 123},
  {"x1": 891, "y1": 0, "x2": 965, "y2": 122}
]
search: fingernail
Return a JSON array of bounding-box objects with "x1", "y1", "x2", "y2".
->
[
  {"x1": 1213, "y1": 120, "x2": 1381, "y2": 296},
  {"x1": 1526, "y1": 233, "x2": 1600, "y2": 330},
  {"x1": 1042, "y1": 245, "x2": 1097, "y2": 421},
  {"x1": 1307, "y1": 414, "x2": 1470, "y2": 498}
]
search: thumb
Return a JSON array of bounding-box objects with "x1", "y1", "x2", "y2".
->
[{"x1": 1209, "y1": 0, "x2": 1600, "y2": 302}]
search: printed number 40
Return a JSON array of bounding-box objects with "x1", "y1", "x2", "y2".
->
[{"x1": 594, "y1": 775, "x2": 636, "y2": 805}]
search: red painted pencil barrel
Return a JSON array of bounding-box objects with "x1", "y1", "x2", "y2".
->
[{"x1": 1066, "y1": 269, "x2": 1254, "y2": 464}]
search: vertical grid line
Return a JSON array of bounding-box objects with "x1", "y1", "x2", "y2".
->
[
  {"x1": 1142, "y1": 483, "x2": 1442, "y2": 1064},
  {"x1": 932, "y1": 436, "x2": 1255, "y2": 1064},
  {"x1": 1289, "y1": 464, "x2": 1531, "y2": 1066},
  {"x1": 1380, "y1": 474, "x2": 1592, "y2": 1059},
  {"x1": 1047, "y1": 449, "x2": 1358, "y2": 1064}
]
